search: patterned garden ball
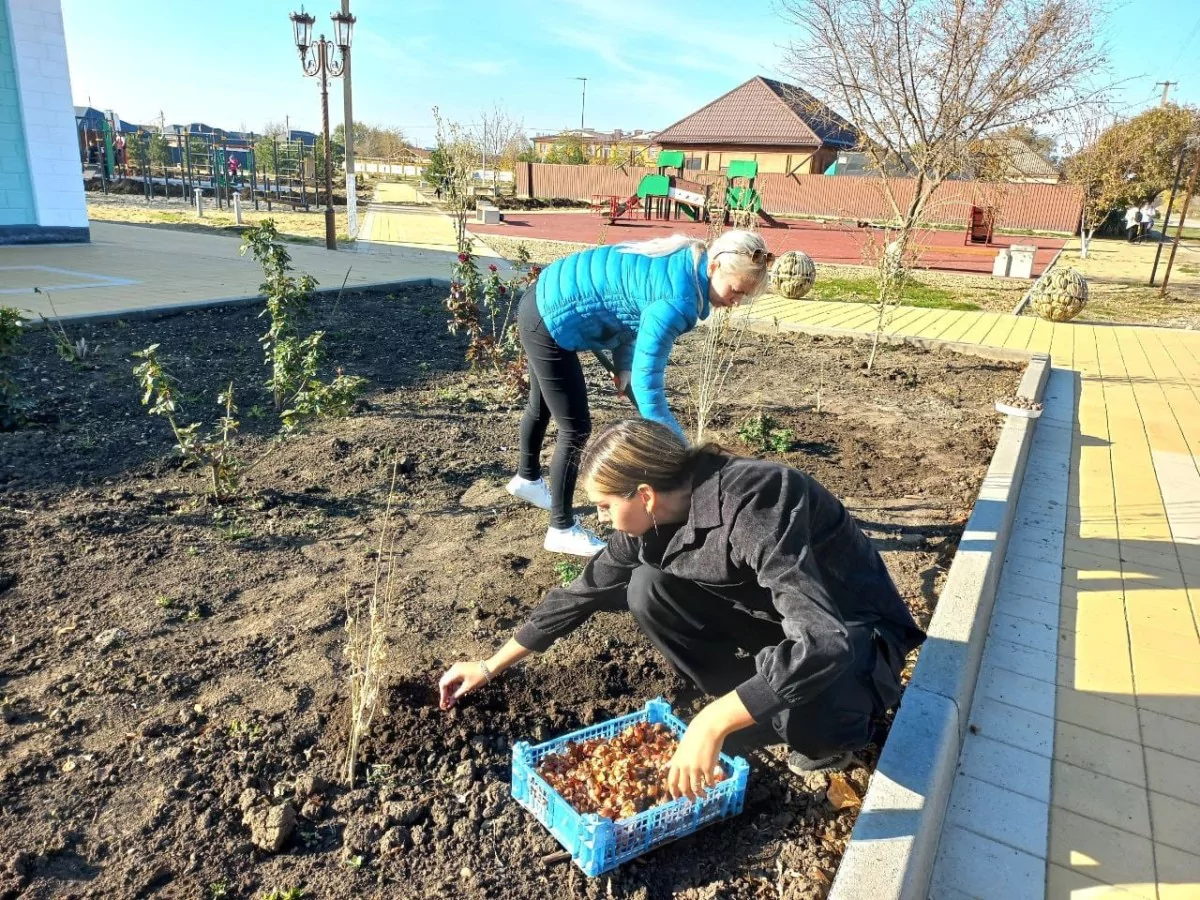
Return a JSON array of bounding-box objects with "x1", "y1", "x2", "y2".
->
[
  {"x1": 1030, "y1": 267, "x2": 1088, "y2": 323},
  {"x1": 770, "y1": 250, "x2": 817, "y2": 299}
]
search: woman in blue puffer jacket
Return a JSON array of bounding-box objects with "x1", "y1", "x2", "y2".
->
[{"x1": 505, "y1": 229, "x2": 774, "y2": 556}]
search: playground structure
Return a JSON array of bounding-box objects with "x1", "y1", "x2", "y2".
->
[
  {"x1": 590, "y1": 153, "x2": 783, "y2": 228},
  {"x1": 964, "y1": 205, "x2": 997, "y2": 244},
  {"x1": 76, "y1": 114, "x2": 329, "y2": 214}
]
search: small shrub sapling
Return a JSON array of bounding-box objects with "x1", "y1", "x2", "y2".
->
[{"x1": 133, "y1": 344, "x2": 242, "y2": 502}]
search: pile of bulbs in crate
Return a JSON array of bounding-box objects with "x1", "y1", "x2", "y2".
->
[{"x1": 536, "y1": 721, "x2": 726, "y2": 820}]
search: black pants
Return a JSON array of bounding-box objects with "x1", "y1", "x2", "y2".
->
[
  {"x1": 517, "y1": 285, "x2": 591, "y2": 530},
  {"x1": 627, "y1": 566, "x2": 903, "y2": 758}
]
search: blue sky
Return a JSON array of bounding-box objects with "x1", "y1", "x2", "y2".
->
[{"x1": 61, "y1": 0, "x2": 1199, "y2": 146}]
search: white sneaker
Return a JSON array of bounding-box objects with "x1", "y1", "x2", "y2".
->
[
  {"x1": 544, "y1": 519, "x2": 606, "y2": 557},
  {"x1": 506, "y1": 475, "x2": 552, "y2": 510}
]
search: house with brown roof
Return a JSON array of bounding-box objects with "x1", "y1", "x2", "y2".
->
[
  {"x1": 531, "y1": 128, "x2": 658, "y2": 164},
  {"x1": 654, "y1": 76, "x2": 857, "y2": 175}
]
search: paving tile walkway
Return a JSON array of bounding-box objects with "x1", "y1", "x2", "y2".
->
[
  {"x1": 0, "y1": 221, "x2": 460, "y2": 320},
  {"x1": 739, "y1": 297, "x2": 1200, "y2": 898}
]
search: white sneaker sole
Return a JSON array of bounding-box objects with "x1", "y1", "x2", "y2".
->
[
  {"x1": 506, "y1": 477, "x2": 552, "y2": 511},
  {"x1": 543, "y1": 535, "x2": 606, "y2": 557}
]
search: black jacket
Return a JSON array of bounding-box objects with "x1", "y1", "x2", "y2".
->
[{"x1": 515, "y1": 453, "x2": 926, "y2": 723}]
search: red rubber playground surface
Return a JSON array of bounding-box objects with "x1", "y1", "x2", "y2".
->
[{"x1": 470, "y1": 213, "x2": 1066, "y2": 277}]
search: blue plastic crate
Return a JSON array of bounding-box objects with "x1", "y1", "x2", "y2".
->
[{"x1": 511, "y1": 697, "x2": 750, "y2": 877}]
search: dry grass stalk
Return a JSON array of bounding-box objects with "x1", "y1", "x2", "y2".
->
[
  {"x1": 687, "y1": 304, "x2": 753, "y2": 445},
  {"x1": 344, "y1": 462, "x2": 401, "y2": 787}
]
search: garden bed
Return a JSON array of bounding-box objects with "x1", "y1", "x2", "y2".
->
[{"x1": 0, "y1": 285, "x2": 1020, "y2": 900}]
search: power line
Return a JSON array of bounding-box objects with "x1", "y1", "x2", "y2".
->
[{"x1": 1166, "y1": 14, "x2": 1200, "y2": 75}]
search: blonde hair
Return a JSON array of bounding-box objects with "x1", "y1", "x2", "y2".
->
[
  {"x1": 616, "y1": 229, "x2": 771, "y2": 300},
  {"x1": 580, "y1": 419, "x2": 723, "y2": 497}
]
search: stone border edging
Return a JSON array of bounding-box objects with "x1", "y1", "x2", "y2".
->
[
  {"x1": 829, "y1": 351, "x2": 1050, "y2": 900},
  {"x1": 734, "y1": 307, "x2": 1051, "y2": 900}
]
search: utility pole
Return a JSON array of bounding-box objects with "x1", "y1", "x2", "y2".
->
[
  {"x1": 341, "y1": 0, "x2": 357, "y2": 240},
  {"x1": 1155, "y1": 81, "x2": 1178, "y2": 106}
]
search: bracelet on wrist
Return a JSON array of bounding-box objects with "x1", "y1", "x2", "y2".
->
[{"x1": 479, "y1": 660, "x2": 493, "y2": 683}]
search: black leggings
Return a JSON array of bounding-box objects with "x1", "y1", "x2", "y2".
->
[
  {"x1": 627, "y1": 565, "x2": 902, "y2": 758},
  {"x1": 517, "y1": 285, "x2": 591, "y2": 529}
]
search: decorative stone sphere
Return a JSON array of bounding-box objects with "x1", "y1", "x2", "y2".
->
[
  {"x1": 1030, "y1": 267, "x2": 1088, "y2": 322},
  {"x1": 770, "y1": 250, "x2": 817, "y2": 299}
]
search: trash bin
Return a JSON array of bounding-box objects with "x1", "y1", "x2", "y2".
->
[
  {"x1": 1009, "y1": 244, "x2": 1037, "y2": 279},
  {"x1": 992, "y1": 248, "x2": 1011, "y2": 277}
]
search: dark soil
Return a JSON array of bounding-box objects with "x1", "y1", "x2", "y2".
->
[{"x1": 0, "y1": 285, "x2": 1020, "y2": 900}]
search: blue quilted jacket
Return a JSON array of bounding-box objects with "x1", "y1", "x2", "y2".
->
[{"x1": 536, "y1": 244, "x2": 711, "y2": 439}]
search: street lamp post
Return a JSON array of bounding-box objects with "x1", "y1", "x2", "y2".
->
[
  {"x1": 289, "y1": 7, "x2": 355, "y2": 250},
  {"x1": 572, "y1": 76, "x2": 587, "y2": 132}
]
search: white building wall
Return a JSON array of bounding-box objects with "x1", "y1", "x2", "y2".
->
[{"x1": 6, "y1": 0, "x2": 87, "y2": 231}]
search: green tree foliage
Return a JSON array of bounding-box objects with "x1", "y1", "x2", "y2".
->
[
  {"x1": 126, "y1": 131, "x2": 149, "y2": 173},
  {"x1": 149, "y1": 132, "x2": 171, "y2": 171},
  {"x1": 542, "y1": 133, "x2": 587, "y2": 165},
  {"x1": 1065, "y1": 104, "x2": 1200, "y2": 233}
]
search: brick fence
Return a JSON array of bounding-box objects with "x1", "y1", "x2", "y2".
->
[{"x1": 516, "y1": 163, "x2": 1083, "y2": 235}]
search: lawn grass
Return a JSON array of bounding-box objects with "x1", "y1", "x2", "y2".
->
[
  {"x1": 87, "y1": 200, "x2": 352, "y2": 245},
  {"x1": 809, "y1": 275, "x2": 983, "y2": 311}
]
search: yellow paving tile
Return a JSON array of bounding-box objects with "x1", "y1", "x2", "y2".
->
[
  {"x1": 888, "y1": 306, "x2": 939, "y2": 335},
  {"x1": 1060, "y1": 605, "x2": 1131, "y2": 656},
  {"x1": 1046, "y1": 863, "x2": 1147, "y2": 899},
  {"x1": 1052, "y1": 762, "x2": 1152, "y2": 837},
  {"x1": 813, "y1": 304, "x2": 873, "y2": 329},
  {"x1": 1049, "y1": 807, "x2": 1157, "y2": 899},
  {"x1": 982, "y1": 311, "x2": 1020, "y2": 349},
  {"x1": 1055, "y1": 687, "x2": 1143, "y2": 742},
  {"x1": 1148, "y1": 790, "x2": 1200, "y2": 854},
  {"x1": 1138, "y1": 710, "x2": 1200, "y2": 764},
  {"x1": 1145, "y1": 747, "x2": 1200, "y2": 806},
  {"x1": 912, "y1": 309, "x2": 963, "y2": 339},
  {"x1": 826, "y1": 306, "x2": 882, "y2": 330},
  {"x1": 1053, "y1": 722, "x2": 1147, "y2": 785},
  {"x1": 1067, "y1": 633, "x2": 1136, "y2": 697},
  {"x1": 1028, "y1": 317, "x2": 1056, "y2": 355},
  {"x1": 1004, "y1": 315, "x2": 1038, "y2": 350},
  {"x1": 935, "y1": 309, "x2": 986, "y2": 343},
  {"x1": 1154, "y1": 843, "x2": 1200, "y2": 897},
  {"x1": 1050, "y1": 321, "x2": 1076, "y2": 371}
]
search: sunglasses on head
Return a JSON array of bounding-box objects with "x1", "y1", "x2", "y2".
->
[{"x1": 715, "y1": 248, "x2": 776, "y2": 266}]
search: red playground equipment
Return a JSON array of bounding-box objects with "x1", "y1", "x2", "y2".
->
[{"x1": 964, "y1": 205, "x2": 996, "y2": 244}]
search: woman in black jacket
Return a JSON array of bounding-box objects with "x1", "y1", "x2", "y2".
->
[{"x1": 439, "y1": 420, "x2": 925, "y2": 797}]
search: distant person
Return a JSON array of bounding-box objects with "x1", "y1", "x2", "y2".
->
[
  {"x1": 1140, "y1": 202, "x2": 1156, "y2": 240},
  {"x1": 1125, "y1": 203, "x2": 1141, "y2": 243}
]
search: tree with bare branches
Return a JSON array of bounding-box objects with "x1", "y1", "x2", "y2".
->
[
  {"x1": 471, "y1": 103, "x2": 526, "y2": 192},
  {"x1": 781, "y1": 0, "x2": 1109, "y2": 366}
]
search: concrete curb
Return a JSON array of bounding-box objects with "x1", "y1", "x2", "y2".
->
[
  {"x1": 796, "y1": 341, "x2": 1050, "y2": 900},
  {"x1": 29, "y1": 278, "x2": 447, "y2": 327}
]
